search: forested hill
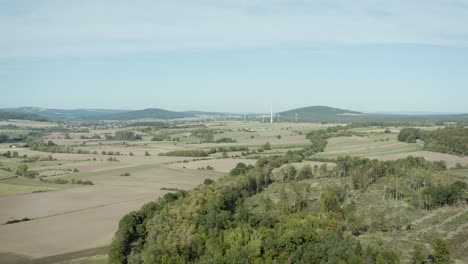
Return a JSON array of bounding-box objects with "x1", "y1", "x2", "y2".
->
[
  {"x1": 95, "y1": 108, "x2": 194, "y2": 120},
  {"x1": 0, "y1": 111, "x2": 48, "y2": 121},
  {"x1": 279, "y1": 106, "x2": 365, "y2": 122},
  {"x1": 0, "y1": 107, "x2": 126, "y2": 121},
  {"x1": 109, "y1": 151, "x2": 466, "y2": 263},
  {"x1": 279, "y1": 106, "x2": 468, "y2": 123}
]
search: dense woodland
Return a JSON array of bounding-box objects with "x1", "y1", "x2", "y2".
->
[
  {"x1": 398, "y1": 126, "x2": 468, "y2": 155},
  {"x1": 109, "y1": 150, "x2": 465, "y2": 264}
]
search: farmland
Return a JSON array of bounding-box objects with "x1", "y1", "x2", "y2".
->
[{"x1": 0, "y1": 119, "x2": 467, "y2": 263}]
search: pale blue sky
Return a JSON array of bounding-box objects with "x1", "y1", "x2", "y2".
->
[{"x1": 1, "y1": 1, "x2": 468, "y2": 113}]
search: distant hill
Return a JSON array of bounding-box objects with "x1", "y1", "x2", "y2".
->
[
  {"x1": 2, "y1": 106, "x2": 467, "y2": 123},
  {"x1": 279, "y1": 106, "x2": 365, "y2": 122},
  {"x1": 97, "y1": 108, "x2": 195, "y2": 120},
  {"x1": 0, "y1": 111, "x2": 48, "y2": 122},
  {"x1": 280, "y1": 106, "x2": 468, "y2": 123},
  {"x1": 0, "y1": 107, "x2": 127, "y2": 121}
]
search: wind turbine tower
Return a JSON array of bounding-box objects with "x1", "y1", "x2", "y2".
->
[
  {"x1": 277, "y1": 113, "x2": 280, "y2": 122},
  {"x1": 270, "y1": 107, "x2": 273, "y2": 124},
  {"x1": 295, "y1": 112, "x2": 298, "y2": 123}
]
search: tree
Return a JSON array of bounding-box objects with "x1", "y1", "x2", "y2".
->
[
  {"x1": 16, "y1": 164, "x2": 29, "y2": 176},
  {"x1": 0, "y1": 134, "x2": 9, "y2": 143},
  {"x1": 321, "y1": 190, "x2": 341, "y2": 213},
  {"x1": 298, "y1": 164, "x2": 313, "y2": 180},
  {"x1": 432, "y1": 237, "x2": 450, "y2": 264},
  {"x1": 281, "y1": 165, "x2": 297, "y2": 182},
  {"x1": 411, "y1": 243, "x2": 427, "y2": 264},
  {"x1": 376, "y1": 253, "x2": 385, "y2": 264},
  {"x1": 115, "y1": 131, "x2": 136, "y2": 141},
  {"x1": 263, "y1": 142, "x2": 271, "y2": 150}
]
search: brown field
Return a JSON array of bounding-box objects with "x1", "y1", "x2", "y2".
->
[
  {"x1": 2, "y1": 121, "x2": 465, "y2": 263},
  {"x1": 367, "y1": 151, "x2": 468, "y2": 168},
  {"x1": 168, "y1": 158, "x2": 256, "y2": 172},
  {"x1": 0, "y1": 120, "x2": 57, "y2": 128},
  {"x1": 0, "y1": 165, "x2": 224, "y2": 259}
]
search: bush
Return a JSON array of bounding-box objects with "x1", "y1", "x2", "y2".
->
[
  {"x1": 215, "y1": 137, "x2": 236, "y2": 143},
  {"x1": 203, "y1": 179, "x2": 214, "y2": 185},
  {"x1": 229, "y1": 162, "x2": 253, "y2": 176},
  {"x1": 151, "y1": 135, "x2": 165, "y2": 141},
  {"x1": 298, "y1": 164, "x2": 313, "y2": 180},
  {"x1": 159, "y1": 150, "x2": 208, "y2": 157},
  {"x1": 263, "y1": 142, "x2": 271, "y2": 150},
  {"x1": 120, "y1": 172, "x2": 131, "y2": 176},
  {"x1": 115, "y1": 131, "x2": 137, "y2": 141},
  {"x1": 15, "y1": 164, "x2": 28, "y2": 176},
  {"x1": 4, "y1": 218, "x2": 31, "y2": 225}
]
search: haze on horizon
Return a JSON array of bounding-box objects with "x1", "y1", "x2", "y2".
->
[{"x1": 1, "y1": 1, "x2": 468, "y2": 113}]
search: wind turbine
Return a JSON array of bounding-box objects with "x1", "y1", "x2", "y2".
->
[{"x1": 270, "y1": 107, "x2": 273, "y2": 124}]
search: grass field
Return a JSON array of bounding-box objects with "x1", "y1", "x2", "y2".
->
[{"x1": 313, "y1": 134, "x2": 423, "y2": 159}]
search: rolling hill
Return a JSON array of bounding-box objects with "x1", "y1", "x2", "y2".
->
[
  {"x1": 0, "y1": 111, "x2": 48, "y2": 121},
  {"x1": 95, "y1": 108, "x2": 195, "y2": 120},
  {"x1": 2, "y1": 106, "x2": 467, "y2": 123},
  {"x1": 279, "y1": 106, "x2": 365, "y2": 122},
  {"x1": 0, "y1": 107, "x2": 127, "y2": 121},
  {"x1": 280, "y1": 106, "x2": 468, "y2": 123}
]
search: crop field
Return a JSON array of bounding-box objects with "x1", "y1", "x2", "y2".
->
[
  {"x1": 0, "y1": 120, "x2": 466, "y2": 263},
  {"x1": 313, "y1": 134, "x2": 423, "y2": 159},
  {"x1": 0, "y1": 121, "x2": 322, "y2": 262}
]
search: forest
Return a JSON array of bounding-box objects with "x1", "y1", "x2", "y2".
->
[
  {"x1": 398, "y1": 126, "x2": 468, "y2": 155},
  {"x1": 109, "y1": 151, "x2": 465, "y2": 264}
]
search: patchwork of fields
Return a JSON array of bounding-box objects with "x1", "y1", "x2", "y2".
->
[{"x1": 0, "y1": 120, "x2": 467, "y2": 263}]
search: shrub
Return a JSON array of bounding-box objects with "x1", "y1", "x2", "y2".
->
[{"x1": 159, "y1": 150, "x2": 208, "y2": 157}]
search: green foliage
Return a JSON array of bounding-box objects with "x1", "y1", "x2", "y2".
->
[
  {"x1": 398, "y1": 126, "x2": 468, "y2": 155},
  {"x1": 192, "y1": 129, "x2": 214, "y2": 143},
  {"x1": 398, "y1": 128, "x2": 421, "y2": 143},
  {"x1": 279, "y1": 164, "x2": 297, "y2": 182},
  {"x1": 263, "y1": 142, "x2": 271, "y2": 150},
  {"x1": 432, "y1": 237, "x2": 451, "y2": 264},
  {"x1": 423, "y1": 180, "x2": 466, "y2": 208},
  {"x1": 230, "y1": 162, "x2": 254, "y2": 176},
  {"x1": 115, "y1": 131, "x2": 138, "y2": 141},
  {"x1": 159, "y1": 150, "x2": 208, "y2": 157},
  {"x1": 15, "y1": 164, "x2": 28, "y2": 176},
  {"x1": 150, "y1": 135, "x2": 165, "y2": 141},
  {"x1": 297, "y1": 164, "x2": 313, "y2": 180},
  {"x1": 108, "y1": 191, "x2": 188, "y2": 264},
  {"x1": 29, "y1": 141, "x2": 74, "y2": 153},
  {"x1": 321, "y1": 186, "x2": 345, "y2": 213},
  {"x1": 108, "y1": 153, "x2": 462, "y2": 264},
  {"x1": 215, "y1": 137, "x2": 237, "y2": 143},
  {"x1": 411, "y1": 243, "x2": 427, "y2": 264},
  {"x1": 303, "y1": 129, "x2": 331, "y2": 156}
]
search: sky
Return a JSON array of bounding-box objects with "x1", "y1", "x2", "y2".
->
[{"x1": 1, "y1": 0, "x2": 468, "y2": 113}]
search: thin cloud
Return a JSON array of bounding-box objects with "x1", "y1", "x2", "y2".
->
[{"x1": 1, "y1": 0, "x2": 468, "y2": 58}]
